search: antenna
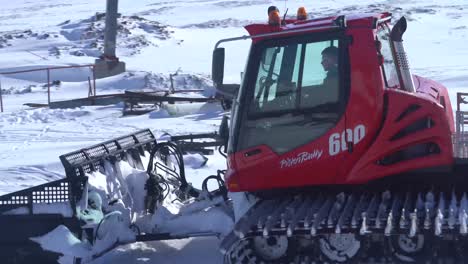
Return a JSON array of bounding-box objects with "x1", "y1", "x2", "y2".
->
[{"x1": 282, "y1": 8, "x2": 289, "y2": 25}]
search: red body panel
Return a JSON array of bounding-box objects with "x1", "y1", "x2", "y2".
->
[
  {"x1": 346, "y1": 89, "x2": 454, "y2": 184},
  {"x1": 225, "y1": 13, "x2": 455, "y2": 192},
  {"x1": 413, "y1": 75, "x2": 455, "y2": 133}
]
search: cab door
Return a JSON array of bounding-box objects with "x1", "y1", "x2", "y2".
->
[{"x1": 232, "y1": 33, "x2": 352, "y2": 191}]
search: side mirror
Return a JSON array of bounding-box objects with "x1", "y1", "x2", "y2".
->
[
  {"x1": 212, "y1": 48, "x2": 225, "y2": 87},
  {"x1": 219, "y1": 115, "x2": 229, "y2": 148},
  {"x1": 213, "y1": 47, "x2": 239, "y2": 99}
]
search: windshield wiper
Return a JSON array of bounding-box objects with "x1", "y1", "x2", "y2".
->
[
  {"x1": 248, "y1": 102, "x2": 339, "y2": 120},
  {"x1": 247, "y1": 111, "x2": 338, "y2": 129},
  {"x1": 299, "y1": 102, "x2": 339, "y2": 113}
]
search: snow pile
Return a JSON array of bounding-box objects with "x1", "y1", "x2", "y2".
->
[
  {"x1": 111, "y1": 161, "x2": 148, "y2": 215},
  {"x1": 145, "y1": 202, "x2": 234, "y2": 237},
  {"x1": 0, "y1": 80, "x2": 60, "y2": 96},
  {"x1": 162, "y1": 102, "x2": 216, "y2": 117},
  {"x1": 1, "y1": 85, "x2": 34, "y2": 95},
  {"x1": 148, "y1": 108, "x2": 171, "y2": 119},
  {"x1": 97, "y1": 70, "x2": 214, "y2": 96},
  {"x1": 31, "y1": 225, "x2": 92, "y2": 258},
  {"x1": 84, "y1": 161, "x2": 148, "y2": 219},
  {"x1": 0, "y1": 29, "x2": 58, "y2": 49},
  {"x1": 134, "y1": 6, "x2": 176, "y2": 17},
  {"x1": 89, "y1": 210, "x2": 136, "y2": 258},
  {"x1": 183, "y1": 153, "x2": 208, "y2": 169},
  {"x1": 3, "y1": 108, "x2": 90, "y2": 124},
  {"x1": 59, "y1": 14, "x2": 172, "y2": 57},
  {"x1": 180, "y1": 18, "x2": 253, "y2": 29},
  {"x1": 31, "y1": 214, "x2": 136, "y2": 262}
]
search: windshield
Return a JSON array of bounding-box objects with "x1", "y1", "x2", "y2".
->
[{"x1": 238, "y1": 35, "x2": 347, "y2": 154}]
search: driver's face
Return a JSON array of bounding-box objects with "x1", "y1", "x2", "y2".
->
[{"x1": 321, "y1": 54, "x2": 337, "y2": 72}]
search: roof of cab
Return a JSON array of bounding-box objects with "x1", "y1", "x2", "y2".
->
[{"x1": 245, "y1": 12, "x2": 391, "y2": 37}]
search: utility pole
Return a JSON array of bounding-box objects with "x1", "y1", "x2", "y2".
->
[{"x1": 94, "y1": 0, "x2": 126, "y2": 79}]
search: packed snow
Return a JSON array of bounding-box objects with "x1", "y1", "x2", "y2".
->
[{"x1": 0, "y1": 0, "x2": 467, "y2": 263}]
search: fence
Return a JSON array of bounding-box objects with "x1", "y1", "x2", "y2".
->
[
  {"x1": 454, "y1": 92, "x2": 468, "y2": 158},
  {"x1": 0, "y1": 64, "x2": 96, "y2": 112}
]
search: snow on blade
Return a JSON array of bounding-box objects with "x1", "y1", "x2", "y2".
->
[{"x1": 30, "y1": 225, "x2": 92, "y2": 259}]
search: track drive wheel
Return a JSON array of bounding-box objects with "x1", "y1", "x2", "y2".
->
[
  {"x1": 251, "y1": 236, "x2": 291, "y2": 262},
  {"x1": 318, "y1": 234, "x2": 362, "y2": 263},
  {"x1": 387, "y1": 234, "x2": 429, "y2": 263}
]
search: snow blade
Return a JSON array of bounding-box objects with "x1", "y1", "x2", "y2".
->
[
  {"x1": 0, "y1": 177, "x2": 87, "y2": 264},
  {"x1": 0, "y1": 129, "x2": 156, "y2": 263}
]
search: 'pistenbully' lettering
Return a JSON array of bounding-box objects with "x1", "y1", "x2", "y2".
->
[{"x1": 280, "y1": 150, "x2": 323, "y2": 168}]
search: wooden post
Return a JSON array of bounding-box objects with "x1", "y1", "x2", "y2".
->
[
  {"x1": 170, "y1": 73, "x2": 174, "y2": 94},
  {"x1": 0, "y1": 78, "x2": 3, "y2": 112},
  {"x1": 93, "y1": 66, "x2": 97, "y2": 96},
  {"x1": 88, "y1": 77, "x2": 93, "y2": 97},
  {"x1": 47, "y1": 68, "x2": 51, "y2": 105}
]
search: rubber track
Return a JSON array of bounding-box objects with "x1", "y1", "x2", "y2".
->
[{"x1": 221, "y1": 190, "x2": 468, "y2": 263}]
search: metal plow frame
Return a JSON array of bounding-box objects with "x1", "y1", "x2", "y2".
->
[
  {"x1": 0, "y1": 128, "x2": 229, "y2": 263},
  {"x1": 59, "y1": 129, "x2": 157, "y2": 179}
]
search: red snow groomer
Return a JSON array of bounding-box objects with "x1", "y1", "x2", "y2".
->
[
  {"x1": 213, "y1": 9, "x2": 468, "y2": 263},
  {"x1": 1, "y1": 8, "x2": 468, "y2": 264}
]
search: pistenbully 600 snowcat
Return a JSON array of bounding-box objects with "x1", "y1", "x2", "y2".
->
[
  {"x1": 214, "y1": 10, "x2": 468, "y2": 264},
  {"x1": 0, "y1": 8, "x2": 468, "y2": 264}
]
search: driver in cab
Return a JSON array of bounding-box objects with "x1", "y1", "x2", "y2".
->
[
  {"x1": 320, "y1": 46, "x2": 339, "y2": 89},
  {"x1": 301, "y1": 45, "x2": 340, "y2": 109}
]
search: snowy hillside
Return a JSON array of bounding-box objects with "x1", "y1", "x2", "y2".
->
[{"x1": 0, "y1": 0, "x2": 467, "y2": 263}]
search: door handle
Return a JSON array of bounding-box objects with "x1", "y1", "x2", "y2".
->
[{"x1": 244, "y1": 149, "x2": 262, "y2": 157}]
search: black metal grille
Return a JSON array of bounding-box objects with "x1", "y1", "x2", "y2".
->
[
  {"x1": 60, "y1": 129, "x2": 156, "y2": 178},
  {"x1": 0, "y1": 178, "x2": 87, "y2": 215}
]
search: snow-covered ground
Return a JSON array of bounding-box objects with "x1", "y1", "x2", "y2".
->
[{"x1": 0, "y1": 0, "x2": 467, "y2": 263}]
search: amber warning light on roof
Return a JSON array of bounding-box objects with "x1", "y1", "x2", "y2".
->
[{"x1": 297, "y1": 7, "x2": 308, "y2": 20}]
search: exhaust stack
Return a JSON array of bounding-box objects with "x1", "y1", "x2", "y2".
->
[{"x1": 390, "y1": 17, "x2": 415, "y2": 93}]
